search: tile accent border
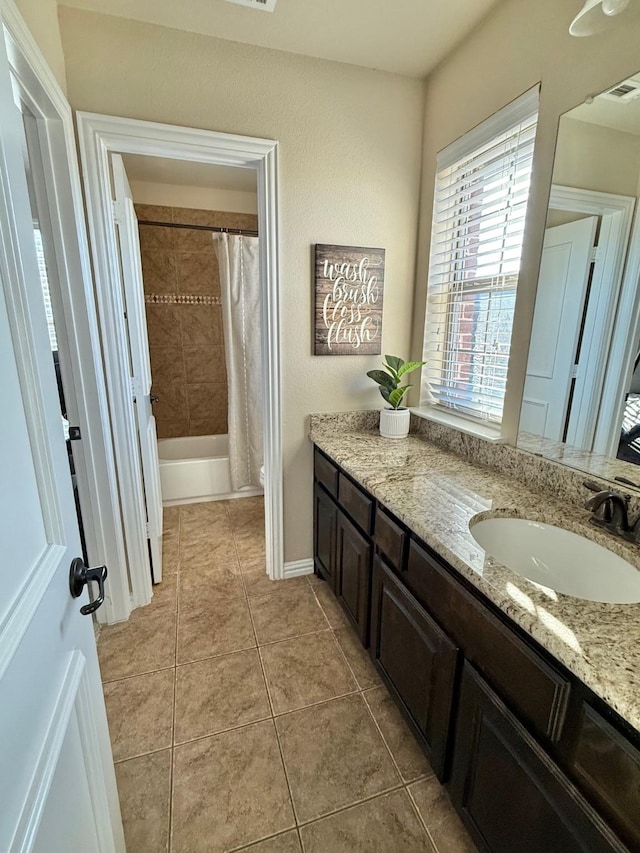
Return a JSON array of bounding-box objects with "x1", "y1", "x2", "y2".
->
[{"x1": 144, "y1": 293, "x2": 222, "y2": 305}]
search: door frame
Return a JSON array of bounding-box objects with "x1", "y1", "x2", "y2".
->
[
  {"x1": 1, "y1": 0, "x2": 131, "y2": 625},
  {"x1": 76, "y1": 113, "x2": 284, "y2": 609},
  {"x1": 544, "y1": 185, "x2": 635, "y2": 450}
]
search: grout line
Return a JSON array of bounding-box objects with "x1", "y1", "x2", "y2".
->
[
  {"x1": 360, "y1": 684, "x2": 407, "y2": 785},
  {"x1": 173, "y1": 713, "x2": 275, "y2": 749},
  {"x1": 101, "y1": 663, "x2": 176, "y2": 685},
  {"x1": 294, "y1": 781, "x2": 407, "y2": 829},
  {"x1": 406, "y1": 783, "x2": 441, "y2": 853},
  {"x1": 168, "y1": 508, "x2": 183, "y2": 852},
  {"x1": 113, "y1": 744, "x2": 173, "y2": 765}
]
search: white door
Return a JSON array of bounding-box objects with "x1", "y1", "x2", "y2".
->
[
  {"x1": 0, "y1": 33, "x2": 124, "y2": 853},
  {"x1": 111, "y1": 154, "x2": 163, "y2": 582},
  {"x1": 520, "y1": 217, "x2": 598, "y2": 441}
]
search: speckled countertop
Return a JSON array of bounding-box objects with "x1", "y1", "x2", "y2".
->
[{"x1": 310, "y1": 421, "x2": 640, "y2": 733}]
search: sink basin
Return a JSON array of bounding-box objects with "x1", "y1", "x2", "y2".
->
[{"x1": 469, "y1": 517, "x2": 640, "y2": 603}]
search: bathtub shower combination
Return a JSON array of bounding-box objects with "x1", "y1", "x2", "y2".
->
[{"x1": 158, "y1": 435, "x2": 264, "y2": 505}]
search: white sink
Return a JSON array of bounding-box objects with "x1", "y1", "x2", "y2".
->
[{"x1": 469, "y1": 517, "x2": 640, "y2": 604}]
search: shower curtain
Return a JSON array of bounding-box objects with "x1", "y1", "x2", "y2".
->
[{"x1": 213, "y1": 233, "x2": 263, "y2": 490}]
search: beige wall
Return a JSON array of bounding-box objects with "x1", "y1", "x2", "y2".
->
[
  {"x1": 131, "y1": 180, "x2": 258, "y2": 215},
  {"x1": 15, "y1": 0, "x2": 66, "y2": 89},
  {"x1": 57, "y1": 7, "x2": 425, "y2": 562},
  {"x1": 553, "y1": 116, "x2": 640, "y2": 197},
  {"x1": 411, "y1": 0, "x2": 640, "y2": 438}
]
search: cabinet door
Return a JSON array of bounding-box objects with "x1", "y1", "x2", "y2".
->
[
  {"x1": 370, "y1": 557, "x2": 459, "y2": 779},
  {"x1": 450, "y1": 663, "x2": 625, "y2": 853},
  {"x1": 314, "y1": 483, "x2": 337, "y2": 589},
  {"x1": 336, "y1": 510, "x2": 372, "y2": 644}
]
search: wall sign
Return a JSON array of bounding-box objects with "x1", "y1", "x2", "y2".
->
[{"x1": 314, "y1": 243, "x2": 385, "y2": 355}]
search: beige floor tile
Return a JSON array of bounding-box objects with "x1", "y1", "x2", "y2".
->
[
  {"x1": 179, "y1": 566, "x2": 245, "y2": 609},
  {"x1": 299, "y1": 789, "x2": 436, "y2": 853},
  {"x1": 104, "y1": 669, "x2": 174, "y2": 762},
  {"x1": 177, "y1": 596, "x2": 256, "y2": 663},
  {"x1": 179, "y1": 531, "x2": 239, "y2": 573},
  {"x1": 243, "y1": 567, "x2": 309, "y2": 599},
  {"x1": 98, "y1": 603, "x2": 177, "y2": 682},
  {"x1": 174, "y1": 649, "x2": 271, "y2": 743},
  {"x1": 333, "y1": 626, "x2": 382, "y2": 690},
  {"x1": 235, "y1": 830, "x2": 302, "y2": 853},
  {"x1": 260, "y1": 630, "x2": 357, "y2": 714},
  {"x1": 364, "y1": 686, "x2": 434, "y2": 782},
  {"x1": 249, "y1": 587, "x2": 329, "y2": 645},
  {"x1": 311, "y1": 582, "x2": 351, "y2": 628},
  {"x1": 275, "y1": 694, "x2": 401, "y2": 823},
  {"x1": 172, "y1": 720, "x2": 295, "y2": 853},
  {"x1": 162, "y1": 529, "x2": 180, "y2": 575},
  {"x1": 115, "y1": 749, "x2": 171, "y2": 853},
  {"x1": 307, "y1": 573, "x2": 324, "y2": 586},
  {"x1": 227, "y1": 495, "x2": 264, "y2": 524},
  {"x1": 234, "y1": 531, "x2": 267, "y2": 563},
  {"x1": 162, "y1": 505, "x2": 180, "y2": 534},
  {"x1": 148, "y1": 574, "x2": 178, "y2": 612},
  {"x1": 409, "y1": 777, "x2": 477, "y2": 853}
]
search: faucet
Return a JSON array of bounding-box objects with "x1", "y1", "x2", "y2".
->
[{"x1": 583, "y1": 482, "x2": 632, "y2": 538}]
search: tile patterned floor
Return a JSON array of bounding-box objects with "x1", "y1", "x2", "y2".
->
[{"x1": 99, "y1": 496, "x2": 476, "y2": 852}]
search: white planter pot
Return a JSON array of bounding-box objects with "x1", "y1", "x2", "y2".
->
[{"x1": 379, "y1": 407, "x2": 410, "y2": 439}]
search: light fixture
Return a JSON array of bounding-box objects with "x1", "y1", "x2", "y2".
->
[{"x1": 570, "y1": 0, "x2": 638, "y2": 35}]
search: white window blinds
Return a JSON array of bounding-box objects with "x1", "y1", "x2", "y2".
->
[{"x1": 421, "y1": 87, "x2": 539, "y2": 425}]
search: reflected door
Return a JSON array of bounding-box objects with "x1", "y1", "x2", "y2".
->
[{"x1": 521, "y1": 217, "x2": 598, "y2": 442}]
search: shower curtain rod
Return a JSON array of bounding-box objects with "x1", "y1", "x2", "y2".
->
[{"x1": 137, "y1": 218, "x2": 258, "y2": 237}]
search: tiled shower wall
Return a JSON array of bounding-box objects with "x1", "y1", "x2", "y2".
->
[{"x1": 136, "y1": 204, "x2": 258, "y2": 439}]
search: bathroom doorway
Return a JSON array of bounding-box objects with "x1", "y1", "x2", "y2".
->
[{"x1": 77, "y1": 114, "x2": 282, "y2": 624}]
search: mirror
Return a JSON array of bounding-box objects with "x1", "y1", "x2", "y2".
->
[{"x1": 517, "y1": 72, "x2": 640, "y2": 488}]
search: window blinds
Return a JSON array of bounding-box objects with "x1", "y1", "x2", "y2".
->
[{"x1": 422, "y1": 87, "x2": 540, "y2": 424}]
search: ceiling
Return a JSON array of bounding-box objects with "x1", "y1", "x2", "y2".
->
[
  {"x1": 58, "y1": 0, "x2": 501, "y2": 78},
  {"x1": 567, "y1": 72, "x2": 640, "y2": 138},
  {"x1": 122, "y1": 154, "x2": 257, "y2": 192}
]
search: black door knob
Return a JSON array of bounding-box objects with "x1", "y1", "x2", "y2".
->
[{"x1": 69, "y1": 558, "x2": 108, "y2": 616}]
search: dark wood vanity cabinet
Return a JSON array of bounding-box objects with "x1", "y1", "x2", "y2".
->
[
  {"x1": 370, "y1": 556, "x2": 459, "y2": 778},
  {"x1": 312, "y1": 445, "x2": 640, "y2": 852},
  {"x1": 313, "y1": 449, "x2": 374, "y2": 643},
  {"x1": 313, "y1": 481, "x2": 338, "y2": 588},
  {"x1": 450, "y1": 664, "x2": 624, "y2": 853}
]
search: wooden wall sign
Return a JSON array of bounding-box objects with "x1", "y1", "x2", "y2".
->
[{"x1": 314, "y1": 243, "x2": 385, "y2": 355}]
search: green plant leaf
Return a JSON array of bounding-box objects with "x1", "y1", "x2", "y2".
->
[
  {"x1": 384, "y1": 355, "x2": 404, "y2": 376},
  {"x1": 389, "y1": 385, "x2": 411, "y2": 409},
  {"x1": 380, "y1": 386, "x2": 392, "y2": 404},
  {"x1": 397, "y1": 360, "x2": 426, "y2": 379},
  {"x1": 366, "y1": 369, "x2": 395, "y2": 389}
]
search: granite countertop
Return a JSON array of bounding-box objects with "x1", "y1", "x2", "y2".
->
[{"x1": 310, "y1": 421, "x2": 640, "y2": 733}]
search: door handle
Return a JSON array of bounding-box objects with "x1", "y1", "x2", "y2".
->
[
  {"x1": 69, "y1": 558, "x2": 108, "y2": 616},
  {"x1": 150, "y1": 395, "x2": 159, "y2": 404}
]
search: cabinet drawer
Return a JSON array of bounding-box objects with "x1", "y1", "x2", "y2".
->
[
  {"x1": 569, "y1": 702, "x2": 640, "y2": 849},
  {"x1": 451, "y1": 663, "x2": 624, "y2": 853},
  {"x1": 370, "y1": 556, "x2": 459, "y2": 779},
  {"x1": 338, "y1": 472, "x2": 374, "y2": 535},
  {"x1": 374, "y1": 506, "x2": 407, "y2": 569},
  {"x1": 314, "y1": 447, "x2": 338, "y2": 498},
  {"x1": 407, "y1": 540, "x2": 571, "y2": 744}
]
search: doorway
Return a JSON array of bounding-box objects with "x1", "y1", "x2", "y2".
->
[{"x1": 77, "y1": 113, "x2": 283, "y2": 624}]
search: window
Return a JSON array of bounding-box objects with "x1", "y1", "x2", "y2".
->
[{"x1": 421, "y1": 87, "x2": 539, "y2": 427}]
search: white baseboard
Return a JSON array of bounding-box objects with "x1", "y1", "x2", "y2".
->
[{"x1": 284, "y1": 558, "x2": 314, "y2": 578}]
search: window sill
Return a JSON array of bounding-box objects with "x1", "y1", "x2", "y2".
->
[{"x1": 410, "y1": 406, "x2": 506, "y2": 443}]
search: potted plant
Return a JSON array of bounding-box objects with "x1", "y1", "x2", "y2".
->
[{"x1": 367, "y1": 355, "x2": 425, "y2": 439}]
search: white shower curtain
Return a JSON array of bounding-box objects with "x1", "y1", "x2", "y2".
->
[{"x1": 213, "y1": 233, "x2": 263, "y2": 490}]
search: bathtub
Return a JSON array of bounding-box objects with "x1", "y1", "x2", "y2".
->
[{"x1": 158, "y1": 434, "x2": 263, "y2": 505}]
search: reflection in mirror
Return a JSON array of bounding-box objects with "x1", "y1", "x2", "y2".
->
[{"x1": 518, "y1": 73, "x2": 640, "y2": 488}]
